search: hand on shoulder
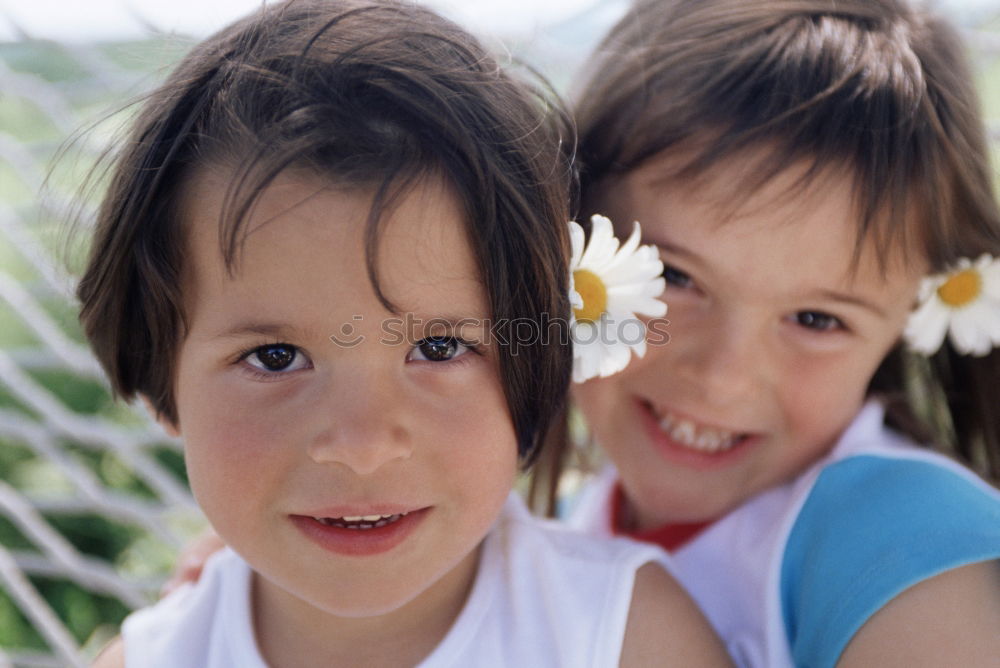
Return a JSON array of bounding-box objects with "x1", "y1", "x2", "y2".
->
[
  {"x1": 160, "y1": 526, "x2": 225, "y2": 597},
  {"x1": 838, "y1": 559, "x2": 1000, "y2": 667},
  {"x1": 620, "y1": 562, "x2": 733, "y2": 667}
]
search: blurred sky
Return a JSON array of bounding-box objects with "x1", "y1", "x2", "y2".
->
[
  {"x1": 0, "y1": 0, "x2": 996, "y2": 43},
  {"x1": 0, "y1": 0, "x2": 610, "y2": 42}
]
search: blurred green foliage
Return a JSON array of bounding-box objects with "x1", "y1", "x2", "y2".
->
[{"x1": 0, "y1": 38, "x2": 196, "y2": 659}]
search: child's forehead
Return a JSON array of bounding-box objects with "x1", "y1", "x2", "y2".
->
[
  {"x1": 180, "y1": 164, "x2": 467, "y2": 250},
  {"x1": 176, "y1": 166, "x2": 488, "y2": 317},
  {"x1": 597, "y1": 145, "x2": 928, "y2": 281},
  {"x1": 623, "y1": 143, "x2": 842, "y2": 208}
]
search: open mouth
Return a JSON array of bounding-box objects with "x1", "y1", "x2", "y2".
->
[
  {"x1": 647, "y1": 402, "x2": 750, "y2": 454},
  {"x1": 292, "y1": 508, "x2": 428, "y2": 556},
  {"x1": 313, "y1": 513, "x2": 408, "y2": 530}
]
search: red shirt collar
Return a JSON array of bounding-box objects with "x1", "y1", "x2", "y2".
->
[{"x1": 610, "y1": 482, "x2": 712, "y2": 552}]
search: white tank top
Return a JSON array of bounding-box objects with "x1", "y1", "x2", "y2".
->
[{"x1": 123, "y1": 493, "x2": 674, "y2": 667}]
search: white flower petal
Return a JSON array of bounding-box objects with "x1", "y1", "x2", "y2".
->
[
  {"x1": 987, "y1": 302, "x2": 1000, "y2": 347},
  {"x1": 948, "y1": 304, "x2": 993, "y2": 356},
  {"x1": 616, "y1": 221, "x2": 642, "y2": 258},
  {"x1": 568, "y1": 271, "x2": 583, "y2": 309},
  {"x1": 635, "y1": 276, "x2": 667, "y2": 298},
  {"x1": 601, "y1": 258, "x2": 664, "y2": 288},
  {"x1": 600, "y1": 222, "x2": 645, "y2": 276},
  {"x1": 904, "y1": 298, "x2": 950, "y2": 355},
  {"x1": 571, "y1": 322, "x2": 603, "y2": 382},
  {"x1": 915, "y1": 275, "x2": 941, "y2": 304},
  {"x1": 981, "y1": 260, "x2": 1000, "y2": 299},
  {"x1": 630, "y1": 335, "x2": 648, "y2": 359},
  {"x1": 579, "y1": 215, "x2": 620, "y2": 270},
  {"x1": 906, "y1": 254, "x2": 1000, "y2": 357},
  {"x1": 568, "y1": 220, "x2": 585, "y2": 269},
  {"x1": 617, "y1": 318, "x2": 649, "y2": 358},
  {"x1": 955, "y1": 298, "x2": 1000, "y2": 354},
  {"x1": 606, "y1": 291, "x2": 668, "y2": 318},
  {"x1": 602, "y1": 242, "x2": 663, "y2": 282},
  {"x1": 566, "y1": 215, "x2": 668, "y2": 382},
  {"x1": 599, "y1": 337, "x2": 632, "y2": 377}
]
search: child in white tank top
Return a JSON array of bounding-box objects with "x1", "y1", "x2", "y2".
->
[{"x1": 79, "y1": 1, "x2": 730, "y2": 665}]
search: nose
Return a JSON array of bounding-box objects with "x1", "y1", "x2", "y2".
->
[
  {"x1": 670, "y1": 311, "x2": 763, "y2": 405},
  {"x1": 306, "y1": 373, "x2": 412, "y2": 475}
]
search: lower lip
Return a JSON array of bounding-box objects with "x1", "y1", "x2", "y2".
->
[
  {"x1": 290, "y1": 508, "x2": 429, "y2": 557},
  {"x1": 636, "y1": 399, "x2": 758, "y2": 471}
]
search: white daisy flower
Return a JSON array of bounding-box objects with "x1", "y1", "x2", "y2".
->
[
  {"x1": 903, "y1": 254, "x2": 1000, "y2": 356},
  {"x1": 569, "y1": 214, "x2": 667, "y2": 383}
]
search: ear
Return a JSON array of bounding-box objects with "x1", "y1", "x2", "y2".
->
[{"x1": 140, "y1": 395, "x2": 181, "y2": 438}]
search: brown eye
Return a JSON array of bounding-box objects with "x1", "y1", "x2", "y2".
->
[
  {"x1": 408, "y1": 337, "x2": 470, "y2": 362},
  {"x1": 794, "y1": 311, "x2": 842, "y2": 331},
  {"x1": 246, "y1": 344, "x2": 307, "y2": 372},
  {"x1": 663, "y1": 265, "x2": 693, "y2": 288}
]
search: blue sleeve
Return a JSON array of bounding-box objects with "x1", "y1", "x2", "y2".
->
[{"x1": 780, "y1": 456, "x2": 1000, "y2": 668}]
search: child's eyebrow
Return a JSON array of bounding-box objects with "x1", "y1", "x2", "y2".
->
[
  {"x1": 646, "y1": 238, "x2": 708, "y2": 269},
  {"x1": 651, "y1": 239, "x2": 890, "y2": 318},
  {"x1": 210, "y1": 321, "x2": 305, "y2": 340},
  {"x1": 410, "y1": 314, "x2": 490, "y2": 332},
  {"x1": 804, "y1": 290, "x2": 889, "y2": 319}
]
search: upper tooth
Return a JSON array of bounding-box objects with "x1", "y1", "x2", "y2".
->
[
  {"x1": 695, "y1": 432, "x2": 721, "y2": 450},
  {"x1": 671, "y1": 420, "x2": 696, "y2": 444},
  {"x1": 655, "y1": 408, "x2": 739, "y2": 451},
  {"x1": 332, "y1": 512, "x2": 409, "y2": 522}
]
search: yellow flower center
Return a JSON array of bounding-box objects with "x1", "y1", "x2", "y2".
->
[
  {"x1": 936, "y1": 269, "x2": 982, "y2": 308},
  {"x1": 573, "y1": 269, "x2": 608, "y2": 323}
]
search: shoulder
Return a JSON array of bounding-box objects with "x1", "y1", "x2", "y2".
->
[
  {"x1": 837, "y1": 558, "x2": 1000, "y2": 667},
  {"x1": 472, "y1": 500, "x2": 725, "y2": 666},
  {"x1": 787, "y1": 453, "x2": 1000, "y2": 560},
  {"x1": 119, "y1": 547, "x2": 254, "y2": 666},
  {"x1": 620, "y1": 562, "x2": 733, "y2": 667},
  {"x1": 786, "y1": 453, "x2": 1000, "y2": 569},
  {"x1": 781, "y1": 453, "x2": 1000, "y2": 666},
  {"x1": 92, "y1": 636, "x2": 125, "y2": 668}
]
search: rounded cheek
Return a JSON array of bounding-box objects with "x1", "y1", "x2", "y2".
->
[
  {"x1": 426, "y1": 378, "x2": 518, "y2": 508},
  {"x1": 770, "y1": 365, "x2": 870, "y2": 475},
  {"x1": 179, "y1": 393, "x2": 299, "y2": 536},
  {"x1": 573, "y1": 376, "x2": 634, "y2": 456},
  {"x1": 572, "y1": 377, "x2": 619, "y2": 426}
]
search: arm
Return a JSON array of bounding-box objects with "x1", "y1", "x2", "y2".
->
[
  {"x1": 91, "y1": 635, "x2": 125, "y2": 668},
  {"x1": 837, "y1": 559, "x2": 1000, "y2": 667},
  {"x1": 620, "y1": 562, "x2": 733, "y2": 667}
]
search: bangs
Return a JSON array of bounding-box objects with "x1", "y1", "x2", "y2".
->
[{"x1": 577, "y1": 0, "x2": 1000, "y2": 272}]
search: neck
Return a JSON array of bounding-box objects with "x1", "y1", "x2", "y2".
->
[
  {"x1": 252, "y1": 546, "x2": 480, "y2": 667},
  {"x1": 612, "y1": 484, "x2": 713, "y2": 552}
]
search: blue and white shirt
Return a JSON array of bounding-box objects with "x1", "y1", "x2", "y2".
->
[{"x1": 569, "y1": 400, "x2": 1000, "y2": 668}]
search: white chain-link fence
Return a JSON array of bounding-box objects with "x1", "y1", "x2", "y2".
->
[{"x1": 0, "y1": 2, "x2": 997, "y2": 666}]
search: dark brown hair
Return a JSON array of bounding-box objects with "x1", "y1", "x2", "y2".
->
[
  {"x1": 76, "y1": 0, "x2": 574, "y2": 463},
  {"x1": 533, "y1": 0, "x2": 1000, "y2": 511}
]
